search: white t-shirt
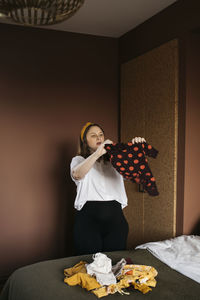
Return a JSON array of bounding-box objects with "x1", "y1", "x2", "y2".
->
[{"x1": 70, "y1": 155, "x2": 128, "y2": 211}]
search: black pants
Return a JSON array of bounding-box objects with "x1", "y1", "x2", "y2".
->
[{"x1": 73, "y1": 200, "x2": 129, "y2": 255}]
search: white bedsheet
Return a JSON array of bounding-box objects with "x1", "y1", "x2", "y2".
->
[{"x1": 136, "y1": 235, "x2": 200, "y2": 284}]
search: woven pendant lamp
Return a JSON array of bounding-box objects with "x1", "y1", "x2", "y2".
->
[{"x1": 0, "y1": 0, "x2": 85, "y2": 26}]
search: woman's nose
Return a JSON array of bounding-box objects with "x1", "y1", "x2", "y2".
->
[{"x1": 96, "y1": 135, "x2": 102, "y2": 141}]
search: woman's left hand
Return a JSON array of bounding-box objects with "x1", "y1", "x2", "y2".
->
[{"x1": 132, "y1": 137, "x2": 146, "y2": 144}]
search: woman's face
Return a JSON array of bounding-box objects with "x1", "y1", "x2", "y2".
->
[{"x1": 86, "y1": 126, "x2": 105, "y2": 151}]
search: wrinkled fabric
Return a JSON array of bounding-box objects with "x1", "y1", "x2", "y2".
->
[
  {"x1": 64, "y1": 260, "x2": 101, "y2": 291},
  {"x1": 64, "y1": 273, "x2": 101, "y2": 291},
  {"x1": 136, "y1": 235, "x2": 200, "y2": 283},
  {"x1": 86, "y1": 253, "x2": 116, "y2": 286},
  {"x1": 64, "y1": 261, "x2": 87, "y2": 277},
  {"x1": 64, "y1": 253, "x2": 158, "y2": 298},
  {"x1": 92, "y1": 263, "x2": 158, "y2": 298},
  {"x1": 112, "y1": 258, "x2": 127, "y2": 277},
  {"x1": 119, "y1": 264, "x2": 158, "y2": 287},
  {"x1": 87, "y1": 253, "x2": 112, "y2": 274}
]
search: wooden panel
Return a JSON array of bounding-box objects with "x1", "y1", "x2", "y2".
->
[{"x1": 121, "y1": 39, "x2": 178, "y2": 248}]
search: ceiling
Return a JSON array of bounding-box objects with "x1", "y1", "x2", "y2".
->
[{"x1": 0, "y1": 0, "x2": 177, "y2": 37}]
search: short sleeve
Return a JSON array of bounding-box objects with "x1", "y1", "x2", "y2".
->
[{"x1": 70, "y1": 156, "x2": 85, "y2": 183}]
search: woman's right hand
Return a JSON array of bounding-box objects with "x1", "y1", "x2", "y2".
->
[
  {"x1": 72, "y1": 140, "x2": 113, "y2": 180},
  {"x1": 104, "y1": 139, "x2": 113, "y2": 145},
  {"x1": 95, "y1": 139, "x2": 113, "y2": 158}
]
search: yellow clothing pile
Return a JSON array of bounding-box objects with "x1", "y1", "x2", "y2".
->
[
  {"x1": 64, "y1": 260, "x2": 158, "y2": 298},
  {"x1": 64, "y1": 261, "x2": 101, "y2": 291}
]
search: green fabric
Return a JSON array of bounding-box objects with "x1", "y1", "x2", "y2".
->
[{"x1": 0, "y1": 250, "x2": 200, "y2": 300}]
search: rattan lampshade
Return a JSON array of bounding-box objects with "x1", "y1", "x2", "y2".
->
[{"x1": 0, "y1": 0, "x2": 85, "y2": 26}]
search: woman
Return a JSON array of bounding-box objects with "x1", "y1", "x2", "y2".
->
[{"x1": 70, "y1": 122, "x2": 144, "y2": 255}]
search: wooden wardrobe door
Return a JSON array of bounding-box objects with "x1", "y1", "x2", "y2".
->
[{"x1": 121, "y1": 39, "x2": 178, "y2": 248}]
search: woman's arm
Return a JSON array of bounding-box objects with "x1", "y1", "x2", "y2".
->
[{"x1": 72, "y1": 139, "x2": 112, "y2": 180}]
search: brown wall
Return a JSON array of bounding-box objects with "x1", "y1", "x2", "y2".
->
[
  {"x1": 119, "y1": 0, "x2": 200, "y2": 64},
  {"x1": 184, "y1": 33, "x2": 200, "y2": 234},
  {"x1": 119, "y1": 0, "x2": 200, "y2": 236},
  {"x1": 1, "y1": 0, "x2": 200, "y2": 282},
  {"x1": 0, "y1": 24, "x2": 119, "y2": 279}
]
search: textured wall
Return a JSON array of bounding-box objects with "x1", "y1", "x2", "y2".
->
[
  {"x1": 0, "y1": 23, "x2": 119, "y2": 279},
  {"x1": 121, "y1": 40, "x2": 178, "y2": 248},
  {"x1": 119, "y1": 0, "x2": 200, "y2": 242}
]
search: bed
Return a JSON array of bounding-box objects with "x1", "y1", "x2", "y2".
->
[{"x1": 1, "y1": 236, "x2": 200, "y2": 300}]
